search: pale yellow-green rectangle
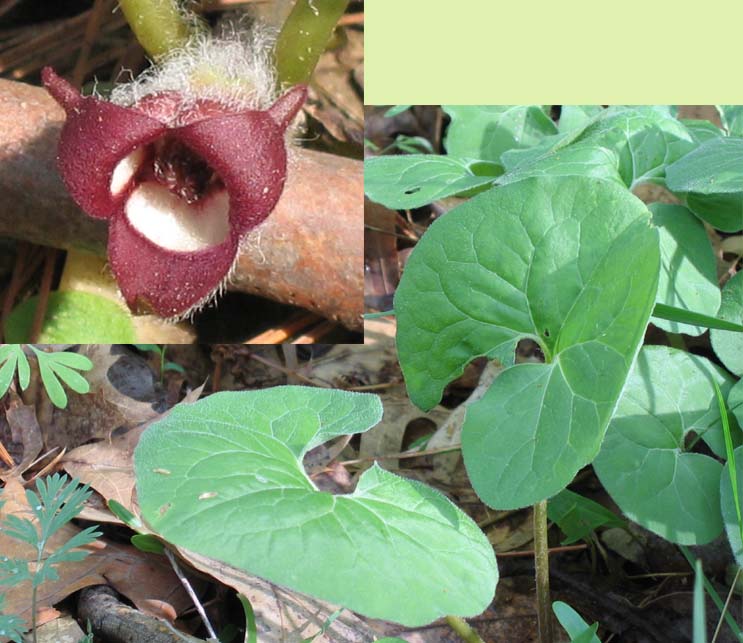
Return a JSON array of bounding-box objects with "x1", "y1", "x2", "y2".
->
[{"x1": 365, "y1": 0, "x2": 743, "y2": 104}]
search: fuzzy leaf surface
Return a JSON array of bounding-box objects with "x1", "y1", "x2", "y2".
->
[
  {"x1": 395, "y1": 176, "x2": 659, "y2": 508},
  {"x1": 594, "y1": 346, "x2": 737, "y2": 544},
  {"x1": 134, "y1": 387, "x2": 497, "y2": 626},
  {"x1": 5, "y1": 292, "x2": 136, "y2": 343}
]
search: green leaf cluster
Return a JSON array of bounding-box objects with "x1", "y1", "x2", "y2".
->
[
  {"x1": 0, "y1": 345, "x2": 92, "y2": 409},
  {"x1": 368, "y1": 104, "x2": 743, "y2": 583}
]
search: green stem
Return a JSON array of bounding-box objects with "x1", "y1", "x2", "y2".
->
[
  {"x1": 31, "y1": 583, "x2": 37, "y2": 643},
  {"x1": 32, "y1": 541, "x2": 44, "y2": 643},
  {"x1": 534, "y1": 500, "x2": 553, "y2": 643},
  {"x1": 118, "y1": 0, "x2": 194, "y2": 59},
  {"x1": 445, "y1": 615, "x2": 486, "y2": 643},
  {"x1": 274, "y1": 0, "x2": 349, "y2": 87}
]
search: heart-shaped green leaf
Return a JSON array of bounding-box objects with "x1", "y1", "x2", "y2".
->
[
  {"x1": 711, "y1": 271, "x2": 743, "y2": 376},
  {"x1": 443, "y1": 105, "x2": 557, "y2": 162},
  {"x1": 395, "y1": 175, "x2": 659, "y2": 508},
  {"x1": 364, "y1": 155, "x2": 499, "y2": 209},
  {"x1": 134, "y1": 387, "x2": 497, "y2": 626},
  {"x1": 665, "y1": 137, "x2": 743, "y2": 232},
  {"x1": 651, "y1": 203, "x2": 721, "y2": 336},
  {"x1": 571, "y1": 106, "x2": 694, "y2": 187},
  {"x1": 594, "y1": 346, "x2": 736, "y2": 545}
]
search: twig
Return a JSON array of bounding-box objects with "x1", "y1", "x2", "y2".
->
[
  {"x1": 712, "y1": 566, "x2": 742, "y2": 643},
  {"x1": 345, "y1": 381, "x2": 402, "y2": 392},
  {"x1": 292, "y1": 320, "x2": 337, "y2": 344},
  {"x1": 1, "y1": 241, "x2": 29, "y2": 340},
  {"x1": 244, "y1": 311, "x2": 321, "y2": 344},
  {"x1": 496, "y1": 543, "x2": 588, "y2": 558},
  {"x1": 0, "y1": 0, "x2": 21, "y2": 20},
  {"x1": 71, "y1": 0, "x2": 112, "y2": 87},
  {"x1": 79, "y1": 585, "x2": 207, "y2": 642},
  {"x1": 165, "y1": 548, "x2": 218, "y2": 640},
  {"x1": 338, "y1": 12, "x2": 363, "y2": 26},
  {"x1": 340, "y1": 445, "x2": 462, "y2": 467},
  {"x1": 248, "y1": 352, "x2": 331, "y2": 387},
  {"x1": 28, "y1": 247, "x2": 57, "y2": 343}
]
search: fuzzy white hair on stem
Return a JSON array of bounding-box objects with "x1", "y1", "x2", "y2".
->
[{"x1": 109, "y1": 23, "x2": 279, "y2": 119}]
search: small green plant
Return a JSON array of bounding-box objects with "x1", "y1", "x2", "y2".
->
[
  {"x1": 76, "y1": 620, "x2": 94, "y2": 643},
  {"x1": 554, "y1": 593, "x2": 714, "y2": 643},
  {"x1": 133, "y1": 344, "x2": 185, "y2": 383},
  {"x1": 552, "y1": 601, "x2": 600, "y2": 643},
  {"x1": 0, "y1": 474, "x2": 101, "y2": 643},
  {"x1": 0, "y1": 345, "x2": 93, "y2": 409}
]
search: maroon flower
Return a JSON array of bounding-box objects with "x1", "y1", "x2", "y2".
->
[{"x1": 42, "y1": 67, "x2": 306, "y2": 317}]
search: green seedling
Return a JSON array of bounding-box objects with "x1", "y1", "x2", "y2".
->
[
  {"x1": 134, "y1": 344, "x2": 185, "y2": 383},
  {"x1": 0, "y1": 474, "x2": 101, "y2": 643},
  {"x1": 0, "y1": 345, "x2": 92, "y2": 409}
]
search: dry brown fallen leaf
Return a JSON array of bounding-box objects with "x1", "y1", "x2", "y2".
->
[
  {"x1": 0, "y1": 403, "x2": 43, "y2": 481},
  {"x1": 173, "y1": 546, "x2": 395, "y2": 643},
  {"x1": 62, "y1": 384, "x2": 205, "y2": 521},
  {"x1": 19, "y1": 345, "x2": 166, "y2": 453},
  {"x1": 0, "y1": 477, "x2": 192, "y2": 637}
]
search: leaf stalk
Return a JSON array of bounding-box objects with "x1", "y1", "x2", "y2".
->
[{"x1": 534, "y1": 499, "x2": 553, "y2": 643}]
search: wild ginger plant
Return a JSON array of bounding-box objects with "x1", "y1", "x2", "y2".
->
[
  {"x1": 366, "y1": 104, "x2": 743, "y2": 642},
  {"x1": 132, "y1": 386, "x2": 498, "y2": 628}
]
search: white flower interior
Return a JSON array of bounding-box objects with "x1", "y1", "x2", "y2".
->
[
  {"x1": 126, "y1": 183, "x2": 230, "y2": 251},
  {"x1": 111, "y1": 147, "x2": 146, "y2": 195}
]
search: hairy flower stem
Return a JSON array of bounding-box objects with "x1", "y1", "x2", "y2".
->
[
  {"x1": 534, "y1": 500, "x2": 553, "y2": 643},
  {"x1": 275, "y1": 0, "x2": 350, "y2": 86},
  {"x1": 445, "y1": 615, "x2": 486, "y2": 643},
  {"x1": 118, "y1": 0, "x2": 195, "y2": 59}
]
